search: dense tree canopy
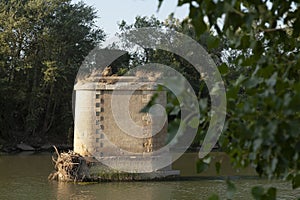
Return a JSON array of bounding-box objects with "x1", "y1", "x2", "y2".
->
[{"x1": 0, "y1": 0, "x2": 105, "y2": 146}]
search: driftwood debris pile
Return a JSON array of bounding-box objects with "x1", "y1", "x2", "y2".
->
[{"x1": 48, "y1": 146, "x2": 90, "y2": 182}]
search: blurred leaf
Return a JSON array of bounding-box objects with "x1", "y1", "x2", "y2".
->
[
  {"x1": 226, "y1": 180, "x2": 236, "y2": 199},
  {"x1": 196, "y1": 159, "x2": 209, "y2": 173},
  {"x1": 178, "y1": 0, "x2": 191, "y2": 6},
  {"x1": 234, "y1": 74, "x2": 247, "y2": 86},
  {"x1": 208, "y1": 194, "x2": 220, "y2": 200},
  {"x1": 252, "y1": 186, "x2": 264, "y2": 200},
  {"x1": 203, "y1": 156, "x2": 211, "y2": 164},
  {"x1": 253, "y1": 138, "x2": 262, "y2": 152},
  {"x1": 207, "y1": 35, "x2": 220, "y2": 50},
  {"x1": 218, "y1": 63, "x2": 229, "y2": 75},
  {"x1": 188, "y1": 116, "x2": 200, "y2": 128},
  {"x1": 189, "y1": 6, "x2": 207, "y2": 36},
  {"x1": 265, "y1": 72, "x2": 278, "y2": 87},
  {"x1": 215, "y1": 161, "x2": 221, "y2": 175},
  {"x1": 292, "y1": 174, "x2": 300, "y2": 189},
  {"x1": 245, "y1": 77, "x2": 264, "y2": 89},
  {"x1": 265, "y1": 187, "x2": 276, "y2": 200},
  {"x1": 170, "y1": 106, "x2": 180, "y2": 115},
  {"x1": 157, "y1": 0, "x2": 164, "y2": 10}
]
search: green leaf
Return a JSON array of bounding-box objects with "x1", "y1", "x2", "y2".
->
[
  {"x1": 167, "y1": 119, "x2": 180, "y2": 139},
  {"x1": 203, "y1": 156, "x2": 211, "y2": 164},
  {"x1": 199, "y1": 98, "x2": 208, "y2": 110},
  {"x1": 253, "y1": 138, "x2": 262, "y2": 152},
  {"x1": 226, "y1": 180, "x2": 236, "y2": 199},
  {"x1": 189, "y1": 6, "x2": 207, "y2": 36},
  {"x1": 292, "y1": 16, "x2": 300, "y2": 37},
  {"x1": 271, "y1": 158, "x2": 278, "y2": 172},
  {"x1": 215, "y1": 161, "x2": 221, "y2": 175},
  {"x1": 252, "y1": 186, "x2": 264, "y2": 200},
  {"x1": 208, "y1": 194, "x2": 220, "y2": 200},
  {"x1": 188, "y1": 116, "x2": 200, "y2": 128},
  {"x1": 265, "y1": 72, "x2": 278, "y2": 87},
  {"x1": 245, "y1": 76, "x2": 264, "y2": 88},
  {"x1": 265, "y1": 187, "x2": 276, "y2": 200},
  {"x1": 240, "y1": 34, "x2": 251, "y2": 49},
  {"x1": 234, "y1": 74, "x2": 247, "y2": 86},
  {"x1": 169, "y1": 106, "x2": 180, "y2": 115},
  {"x1": 157, "y1": 0, "x2": 164, "y2": 10},
  {"x1": 227, "y1": 86, "x2": 239, "y2": 100},
  {"x1": 292, "y1": 174, "x2": 300, "y2": 189},
  {"x1": 207, "y1": 35, "x2": 220, "y2": 50},
  {"x1": 218, "y1": 63, "x2": 229, "y2": 75},
  {"x1": 196, "y1": 159, "x2": 209, "y2": 173},
  {"x1": 178, "y1": 0, "x2": 191, "y2": 6}
]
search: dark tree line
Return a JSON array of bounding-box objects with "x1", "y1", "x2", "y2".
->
[{"x1": 0, "y1": 0, "x2": 105, "y2": 146}]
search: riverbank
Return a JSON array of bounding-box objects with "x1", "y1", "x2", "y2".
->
[
  {"x1": 0, "y1": 142, "x2": 72, "y2": 153},
  {"x1": 0, "y1": 129, "x2": 72, "y2": 153}
]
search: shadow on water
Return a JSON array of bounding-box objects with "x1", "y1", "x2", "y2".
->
[{"x1": 0, "y1": 153, "x2": 299, "y2": 200}]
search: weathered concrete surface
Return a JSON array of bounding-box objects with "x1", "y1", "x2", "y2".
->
[
  {"x1": 88, "y1": 159, "x2": 180, "y2": 181},
  {"x1": 74, "y1": 77, "x2": 168, "y2": 157},
  {"x1": 73, "y1": 76, "x2": 179, "y2": 178}
]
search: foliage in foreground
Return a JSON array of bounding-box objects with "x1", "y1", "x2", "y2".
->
[{"x1": 158, "y1": 0, "x2": 300, "y2": 198}]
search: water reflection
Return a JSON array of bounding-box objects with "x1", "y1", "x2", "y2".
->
[
  {"x1": 51, "y1": 178, "x2": 300, "y2": 200},
  {"x1": 56, "y1": 181, "x2": 172, "y2": 200},
  {"x1": 0, "y1": 153, "x2": 299, "y2": 200}
]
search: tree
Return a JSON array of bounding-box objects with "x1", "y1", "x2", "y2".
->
[
  {"x1": 159, "y1": 0, "x2": 300, "y2": 198},
  {"x1": 0, "y1": 0, "x2": 105, "y2": 145},
  {"x1": 115, "y1": 15, "x2": 227, "y2": 147},
  {"x1": 116, "y1": 15, "x2": 224, "y2": 96}
]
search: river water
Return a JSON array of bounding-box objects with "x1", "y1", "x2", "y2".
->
[{"x1": 0, "y1": 153, "x2": 299, "y2": 200}]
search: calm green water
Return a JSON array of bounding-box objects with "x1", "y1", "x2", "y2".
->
[{"x1": 0, "y1": 153, "x2": 299, "y2": 200}]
